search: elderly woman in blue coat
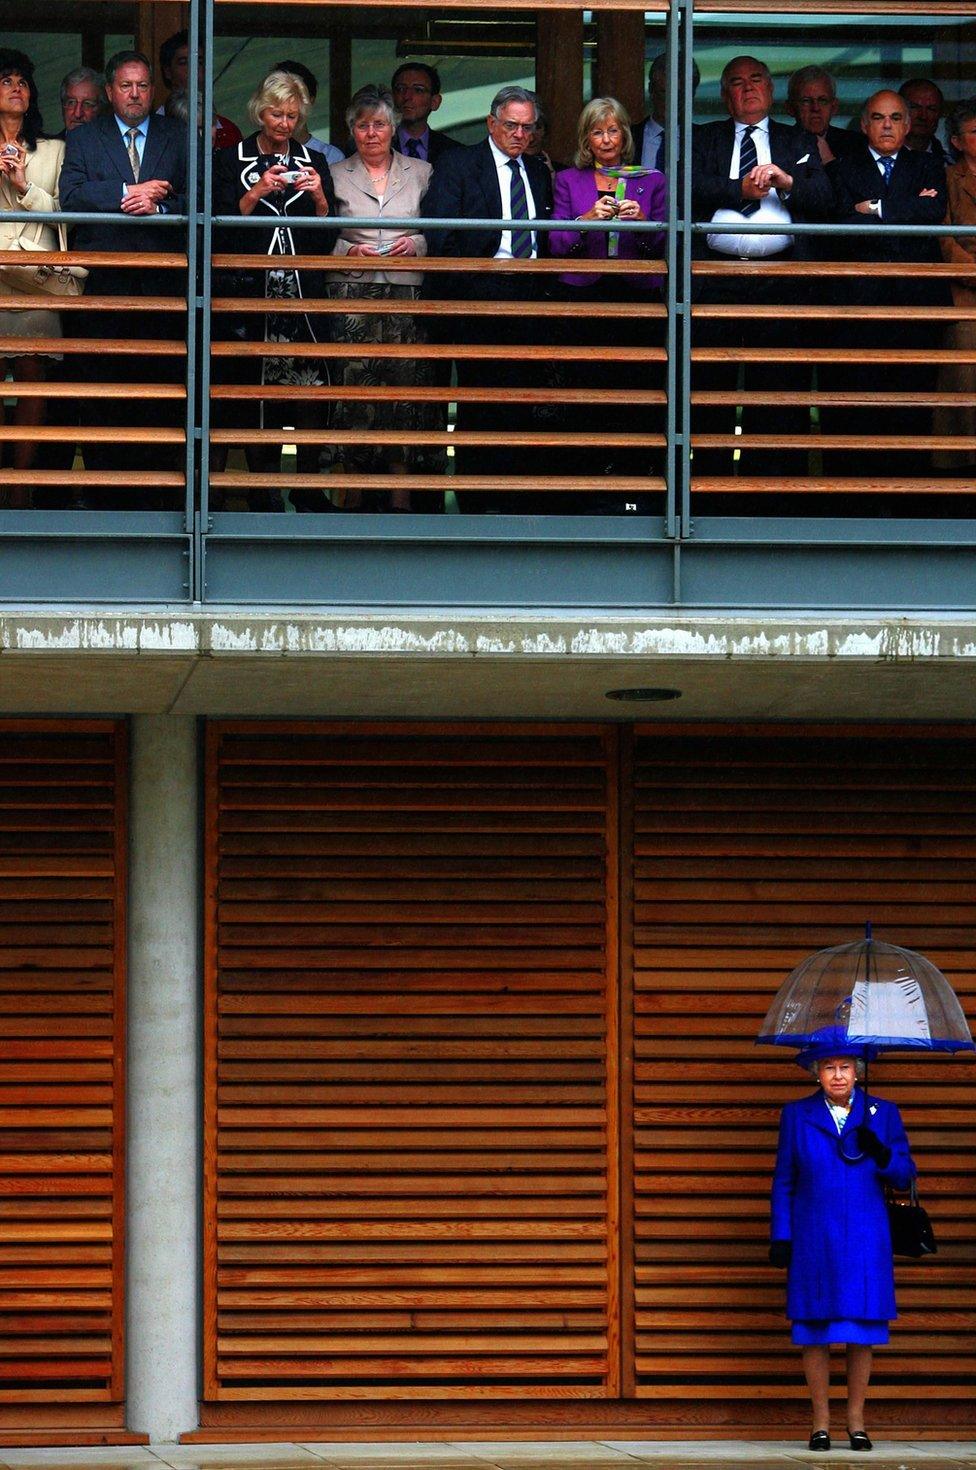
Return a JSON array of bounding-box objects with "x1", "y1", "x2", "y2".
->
[{"x1": 770, "y1": 1043, "x2": 915, "y2": 1453}]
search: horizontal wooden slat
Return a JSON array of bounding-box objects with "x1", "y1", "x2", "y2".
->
[
  {"x1": 0, "y1": 725, "x2": 124, "y2": 1416},
  {"x1": 206, "y1": 724, "x2": 617, "y2": 1401}
]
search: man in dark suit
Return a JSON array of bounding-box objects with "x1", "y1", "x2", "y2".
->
[
  {"x1": 391, "y1": 63, "x2": 458, "y2": 166},
  {"x1": 422, "y1": 86, "x2": 553, "y2": 510},
  {"x1": 824, "y1": 89, "x2": 948, "y2": 483},
  {"x1": 631, "y1": 54, "x2": 701, "y2": 175},
  {"x1": 60, "y1": 50, "x2": 187, "y2": 504},
  {"x1": 691, "y1": 55, "x2": 833, "y2": 482},
  {"x1": 787, "y1": 65, "x2": 866, "y2": 166},
  {"x1": 899, "y1": 78, "x2": 950, "y2": 163}
]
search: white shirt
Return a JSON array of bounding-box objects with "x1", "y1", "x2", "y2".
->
[
  {"x1": 867, "y1": 146, "x2": 900, "y2": 218},
  {"x1": 706, "y1": 116, "x2": 794, "y2": 257},
  {"x1": 824, "y1": 1090, "x2": 855, "y2": 1135},
  {"x1": 488, "y1": 136, "x2": 537, "y2": 260}
]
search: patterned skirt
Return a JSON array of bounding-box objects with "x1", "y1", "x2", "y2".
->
[{"x1": 325, "y1": 280, "x2": 446, "y2": 476}]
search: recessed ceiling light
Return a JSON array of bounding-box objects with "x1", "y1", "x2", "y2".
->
[{"x1": 605, "y1": 687, "x2": 682, "y2": 702}]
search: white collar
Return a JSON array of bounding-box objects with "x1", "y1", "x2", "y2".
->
[
  {"x1": 489, "y1": 136, "x2": 522, "y2": 171},
  {"x1": 736, "y1": 116, "x2": 769, "y2": 135},
  {"x1": 869, "y1": 146, "x2": 899, "y2": 164}
]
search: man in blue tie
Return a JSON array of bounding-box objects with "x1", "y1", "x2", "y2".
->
[
  {"x1": 60, "y1": 51, "x2": 187, "y2": 502},
  {"x1": 390, "y1": 63, "x2": 458, "y2": 166}
]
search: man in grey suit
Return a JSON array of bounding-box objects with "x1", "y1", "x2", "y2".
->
[{"x1": 60, "y1": 50, "x2": 187, "y2": 501}]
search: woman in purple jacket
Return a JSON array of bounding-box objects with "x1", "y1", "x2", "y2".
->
[
  {"x1": 770, "y1": 1045, "x2": 915, "y2": 1453},
  {"x1": 548, "y1": 99, "x2": 666, "y2": 503}
]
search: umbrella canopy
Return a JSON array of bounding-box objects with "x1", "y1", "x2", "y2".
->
[{"x1": 756, "y1": 933, "x2": 975, "y2": 1069}]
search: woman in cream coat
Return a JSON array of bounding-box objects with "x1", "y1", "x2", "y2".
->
[
  {"x1": 329, "y1": 84, "x2": 440, "y2": 510},
  {"x1": 0, "y1": 49, "x2": 66, "y2": 506}
]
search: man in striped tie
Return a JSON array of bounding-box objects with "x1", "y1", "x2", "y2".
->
[
  {"x1": 690, "y1": 55, "x2": 832, "y2": 486},
  {"x1": 59, "y1": 51, "x2": 187, "y2": 503},
  {"x1": 422, "y1": 85, "x2": 553, "y2": 510}
]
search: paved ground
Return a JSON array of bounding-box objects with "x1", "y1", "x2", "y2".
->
[{"x1": 0, "y1": 1442, "x2": 973, "y2": 1470}]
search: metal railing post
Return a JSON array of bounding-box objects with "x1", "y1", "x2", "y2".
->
[
  {"x1": 186, "y1": 0, "x2": 201, "y2": 598},
  {"x1": 679, "y1": 0, "x2": 694, "y2": 540},
  {"x1": 664, "y1": 0, "x2": 679, "y2": 544},
  {"x1": 199, "y1": 0, "x2": 216, "y2": 601}
]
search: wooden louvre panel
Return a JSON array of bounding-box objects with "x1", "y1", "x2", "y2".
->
[
  {"x1": 0, "y1": 721, "x2": 125, "y2": 1414},
  {"x1": 628, "y1": 728, "x2": 976, "y2": 1433},
  {"x1": 205, "y1": 723, "x2": 619, "y2": 1401}
]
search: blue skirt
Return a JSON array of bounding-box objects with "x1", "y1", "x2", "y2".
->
[{"x1": 792, "y1": 1318, "x2": 890, "y2": 1346}]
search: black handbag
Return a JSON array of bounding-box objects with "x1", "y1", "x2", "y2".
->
[{"x1": 886, "y1": 1178, "x2": 937, "y2": 1259}]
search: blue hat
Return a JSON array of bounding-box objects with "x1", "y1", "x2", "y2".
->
[{"x1": 794, "y1": 1028, "x2": 866, "y2": 1071}]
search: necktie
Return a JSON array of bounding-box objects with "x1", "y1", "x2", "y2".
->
[
  {"x1": 738, "y1": 124, "x2": 759, "y2": 216},
  {"x1": 654, "y1": 131, "x2": 666, "y2": 173},
  {"x1": 506, "y1": 158, "x2": 532, "y2": 258},
  {"x1": 405, "y1": 138, "x2": 421, "y2": 159},
  {"x1": 880, "y1": 154, "x2": 894, "y2": 186},
  {"x1": 125, "y1": 127, "x2": 141, "y2": 183}
]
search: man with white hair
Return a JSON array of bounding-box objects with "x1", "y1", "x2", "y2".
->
[
  {"x1": 691, "y1": 55, "x2": 832, "y2": 481},
  {"x1": 787, "y1": 65, "x2": 864, "y2": 165},
  {"x1": 422, "y1": 85, "x2": 553, "y2": 510}
]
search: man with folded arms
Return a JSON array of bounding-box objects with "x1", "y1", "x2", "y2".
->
[{"x1": 60, "y1": 50, "x2": 186, "y2": 505}]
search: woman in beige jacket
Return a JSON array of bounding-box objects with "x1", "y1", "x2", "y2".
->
[
  {"x1": 0, "y1": 49, "x2": 66, "y2": 506},
  {"x1": 329, "y1": 85, "x2": 440, "y2": 510},
  {"x1": 935, "y1": 101, "x2": 976, "y2": 472}
]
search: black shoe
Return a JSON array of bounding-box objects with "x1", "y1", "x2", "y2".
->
[
  {"x1": 848, "y1": 1429, "x2": 873, "y2": 1451},
  {"x1": 808, "y1": 1431, "x2": 831, "y2": 1451}
]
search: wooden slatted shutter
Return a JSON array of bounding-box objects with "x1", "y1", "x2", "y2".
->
[
  {"x1": 205, "y1": 723, "x2": 619, "y2": 1404},
  {"x1": 627, "y1": 727, "x2": 976, "y2": 1435},
  {"x1": 0, "y1": 721, "x2": 126, "y2": 1429}
]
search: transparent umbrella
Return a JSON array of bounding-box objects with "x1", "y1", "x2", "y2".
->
[
  {"x1": 757, "y1": 925, "x2": 974, "y2": 1160},
  {"x1": 756, "y1": 923, "x2": 975, "y2": 1063}
]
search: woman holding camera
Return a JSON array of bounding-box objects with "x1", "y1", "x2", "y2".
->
[
  {"x1": 548, "y1": 98, "x2": 666, "y2": 501},
  {"x1": 212, "y1": 69, "x2": 336, "y2": 509}
]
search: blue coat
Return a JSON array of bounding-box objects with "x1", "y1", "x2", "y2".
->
[{"x1": 771, "y1": 1088, "x2": 915, "y2": 1322}]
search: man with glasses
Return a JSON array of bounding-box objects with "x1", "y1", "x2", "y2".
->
[
  {"x1": 422, "y1": 85, "x2": 552, "y2": 510},
  {"x1": 787, "y1": 65, "x2": 864, "y2": 166},
  {"x1": 391, "y1": 63, "x2": 457, "y2": 165},
  {"x1": 56, "y1": 66, "x2": 103, "y2": 137}
]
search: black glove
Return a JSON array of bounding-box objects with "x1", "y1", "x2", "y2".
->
[
  {"x1": 768, "y1": 1240, "x2": 792, "y2": 1268},
  {"x1": 855, "y1": 1124, "x2": 891, "y2": 1168}
]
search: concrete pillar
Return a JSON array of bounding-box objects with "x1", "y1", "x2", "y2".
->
[{"x1": 127, "y1": 716, "x2": 200, "y2": 1440}]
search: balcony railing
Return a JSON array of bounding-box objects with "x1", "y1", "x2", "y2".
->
[{"x1": 0, "y1": 0, "x2": 974, "y2": 609}]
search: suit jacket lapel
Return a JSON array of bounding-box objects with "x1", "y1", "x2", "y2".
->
[
  {"x1": 478, "y1": 139, "x2": 503, "y2": 217},
  {"x1": 101, "y1": 116, "x2": 136, "y2": 184},
  {"x1": 800, "y1": 1090, "x2": 843, "y2": 1140}
]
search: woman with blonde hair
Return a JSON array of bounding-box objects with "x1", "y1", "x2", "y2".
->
[
  {"x1": 548, "y1": 97, "x2": 666, "y2": 502},
  {"x1": 212, "y1": 69, "x2": 337, "y2": 510}
]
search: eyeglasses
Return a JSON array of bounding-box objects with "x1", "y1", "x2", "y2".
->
[{"x1": 495, "y1": 120, "x2": 534, "y2": 135}]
